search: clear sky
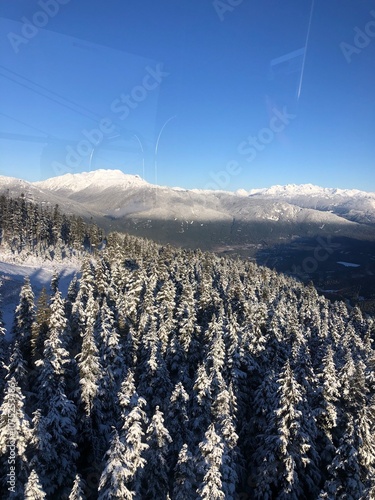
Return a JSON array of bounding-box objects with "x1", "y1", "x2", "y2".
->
[{"x1": 0, "y1": 0, "x2": 374, "y2": 191}]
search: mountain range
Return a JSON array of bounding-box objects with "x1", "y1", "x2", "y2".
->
[
  {"x1": 1, "y1": 169, "x2": 375, "y2": 305},
  {"x1": 1, "y1": 169, "x2": 374, "y2": 237}
]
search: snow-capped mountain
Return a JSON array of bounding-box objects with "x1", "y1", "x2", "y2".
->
[
  {"x1": 247, "y1": 183, "x2": 375, "y2": 224},
  {"x1": 0, "y1": 174, "x2": 104, "y2": 220},
  {"x1": 31, "y1": 170, "x2": 375, "y2": 229},
  {"x1": 34, "y1": 169, "x2": 148, "y2": 193},
  {"x1": 247, "y1": 183, "x2": 373, "y2": 198},
  {"x1": 1, "y1": 170, "x2": 374, "y2": 248}
]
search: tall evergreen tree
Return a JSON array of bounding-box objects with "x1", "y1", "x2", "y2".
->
[
  {"x1": 142, "y1": 406, "x2": 172, "y2": 499},
  {"x1": 31, "y1": 386, "x2": 78, "y2": 497},
  {"x1": 11, "y1": 277, "x2": 35, "y2": 361},
  {"x1": 99, "y1": 396, "x2": 149, "y2": 498},
  {"x1": 0, "y1": 377, "x2": 31, "y2": 497},
  {"x1": 197, "y1": 423, "x2": 225, "y2": 500},
  {"x1": 24, "y1": 469, "x2": 46, "y2": 500},
  {"x1": 69, "y1": 473, "x2": 86, "y2": 500},
  {"x1": 173, "y1": 444, "x2": 197, "y2": 500},
  {"x1": 0, "y1": 289, "x2": 7, "y2": 396}
]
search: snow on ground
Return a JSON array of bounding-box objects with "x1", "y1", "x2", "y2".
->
[
  {"x1": 0, "y1": 252, "x2": 80, "y2": 337},
  {"x1": 337, "y1": 261, "x2": 361, "y2": 268}
]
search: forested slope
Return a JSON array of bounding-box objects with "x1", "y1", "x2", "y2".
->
[
  {"x1": 0, "y1": 193, "x2": 103, "y2": 260},
  {"x1": 0, "y1": 226, "x2": 374, "y2": 498}
]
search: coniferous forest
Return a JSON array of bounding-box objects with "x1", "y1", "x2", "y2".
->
[{"x1": 0, "y1": 198, "x2": 375, "y2": 499}]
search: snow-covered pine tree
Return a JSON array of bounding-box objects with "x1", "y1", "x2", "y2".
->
[
  {"x1": 274, "y1": 359, "x2": 320, "y2": 499},
  {"x1": 166, "y1": 382, "x2": 191, "y2": 472},
  {"x1": 50, "y1": 269, "x2": 60, "y2": 295},
  {"x1": 316, "y1": 344, "x2": 341, "y2": 464},
  {"x1": 141, "y1": 406, "x2": 172, "y2": 499},
  {"x1": 155, "y1": 278, "x2": 176, "y2": 354},
  {"x1": 30, "y1": 287, "x2": 50, "y2": 368},
  {"x1": 175, "y1": 278, "x2": 197, "y2": 356},
  {"x1": 0, "y1": 285, "x2": 7, "y2": 396},
  {"x1": 137, "y1": 331, "x2": 172, "y2": 416},
  {"x1": 0, "y1": 377, "x2": 31, "y2": 496},
  {"x1": 68, "y1": 473, "x2": 86, "y2": 500},
  {"x1": 250, "y1": 367, "x2": 280, "y2": 499},
  {"x1": 34, "y1": 288, "x2": 71, "y2": 409},
  {"x1": 196, "y1": 423, "x2": 225, "y2": 500},
  {"x1": 95, "y1": 297, "x2": 125, "y2": 448},
  {"x1": 11, "y1": 276, "x2": 35, "y2": 361},
  {"x1": 31, "y1": 386, "x2": 78, "y2": 497},
  {"x1": 6, "y1": 339, "x2": 28, "y2": 397},
  {"x1": 98, "y1": 430, "x2": 135, "y2": 500},
  {"x1": 357, "y1": 400, "x2": 375, "y2": 493},
  {"x1": 24, "y1": 468, "x2": 46, "y2": 499},
  {"x1": 172, "y1": 443, "x2": 197, "y2": 500},
  {"x1": 191, "y1": 362, "x2": 212, "y2": 445},
  {"x1": 99, "y1": 396, "x2": 149, "y2": 498},
  {"x1": 165, "y1": 333, "x2": 191, "y2": 388},
  {"x1": 96, "y1": 298, "x2": 124, "y2": 386},
  {"x1": 7, "y1": 277, "x2": 35, "y2": 391},
  {"x1": 76, "y1": 292, "x2": 101, "y2": 417},
  {"x1": 212, "y1": 384, "x2": 239, "y2": 498},
  {"x1": 320, "y1": 414, "x2": 366, "y2": 499}
]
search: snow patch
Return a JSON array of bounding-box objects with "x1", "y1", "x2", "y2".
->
[
  {"x1": 336, "y1": 261, "x2": 361, "y2": 268},
  {"x1": 0, "y1": 255, "x2": 80, "y2": 334}
]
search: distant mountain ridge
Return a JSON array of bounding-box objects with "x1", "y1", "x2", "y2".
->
[
  {"x1": 35, "y1": 170, "x2": 375, "y2": 227},
  {"x1": 247, "y1": 183, "x2": 375, "y2": 198},
  {"x1": 246, "y1": 183, "x2": 375, "y2": 225},
  {"x1": 1, "y1": 170, "x2": 375, "y2": 249}
]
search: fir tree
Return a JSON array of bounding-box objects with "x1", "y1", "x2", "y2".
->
[
  {"x1": 99, "y1": 396, "x2": 148, "y2": 498},
  {"x1": 76, "y1": 292, "x2": 101, "y2": 417},
  {"x1": 172, "y1": 444, "x2": 197, "y2": 500},
  {"x1": 142, "y1": 406, "x2": 172, "y2": 499},
  {"x1": 0, "y1": 377, "x2": 31, "y2": 496},
  {"x1": 11, "y1": 276, "x2": 35, "y2": 361},
  {"x1": 30, "y1": 287, "x2": 50, "y2": 367},
  {"x1": 0, "y1": 291, "x2": 7, "y2": 395},
  {"x1": 24, "y1": 469, "x2": 46, "y2": 499},
  {"x1": 320, "y1": 415, "x2": 366, "y2": 499},
  {"x1": 197, "y1": 423, "x2": 225, "y2": 500},
  {"x1": 167, "y1": 382, "x2": 191, "y2": 471},
  {"x1": 69, "y1": 473, "x2": 86, "y2": 500},
  {"x1": 31, "y1": 386, "x2": 78, "y2": 497}
]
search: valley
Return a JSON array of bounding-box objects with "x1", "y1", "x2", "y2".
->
[{"x1": 1, "y1": 169, "x2": 375, "y2": 308}]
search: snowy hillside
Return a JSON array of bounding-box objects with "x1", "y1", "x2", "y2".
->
[
  {"x1": 1, "y1": 231, "x2": 374, "y2": 498},
  {"x1": 247, "y1": 183, "x2": 375, "y2": 224},
  {"x1": 0, "y1": 259, "x2": 78, "y2": 335},
  {"x1": 0, "y1": 174, "x2": 104, "y2": 220}
]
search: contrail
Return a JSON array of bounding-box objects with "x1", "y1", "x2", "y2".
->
[
  {"x1": 297, "y1": 0, "x2": 315, "y2": 101},
  {"x1": 154, "y1": 115, "x2": 177, "y2": 185}
]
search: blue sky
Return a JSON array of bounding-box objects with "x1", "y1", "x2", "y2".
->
[{"x1": 0, "y1": 0, "x2": 374, "y2": 191}]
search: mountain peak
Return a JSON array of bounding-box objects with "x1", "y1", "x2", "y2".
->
[{"x1": 34, "y1": 169, "x2": 148, "y2": 192}]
